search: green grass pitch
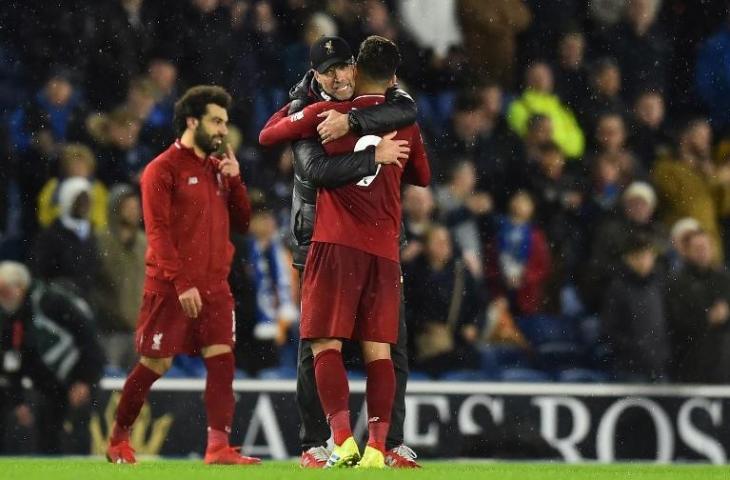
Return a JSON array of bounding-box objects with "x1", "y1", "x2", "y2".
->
[{"x1": 1, "y1": 459, "x2": 728, "y2": 480}]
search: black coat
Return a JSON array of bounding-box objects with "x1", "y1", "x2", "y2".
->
[
  {"x1": 666, "y1": 265, "x2": 730, "y2": 383},
  {"x1": 286, "y1": 73, "x2": 418, "y2": 268},
  {"x1": 601, "y1": 266, "x2": 669, "y2": 379},
  {"x1": 31, "y1": 219, "x2": 101, "y2": 297}
]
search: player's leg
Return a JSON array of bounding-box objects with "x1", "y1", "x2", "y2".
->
[
  {"x1": 384, "y1": 294, "x2": 420, "y2": 467},
  {"x1": 107, "y1": 355, "x2": 172, "y2": 463},
  {"x1": 199, "y1": 292, "x2": 260, "y2": 465},
  {"x1": 354, "y1": 255, "x2": 400, "y2": 468},
  {"x1": 296, "y1": 337, "x2": 331, "y2": 466},
  {"x1": 358, "y1": 340, "x2": 395, "y2": 468}
]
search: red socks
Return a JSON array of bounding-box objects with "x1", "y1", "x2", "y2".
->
[
  {"x1": 204, "y1": 352, "x2": 236, "y2": 451},
  {"x1": 314, "y1": 349, "x2": 352, "y2": 445},
  {"x1": 111, "y1": 363, "x2": 161, "y2": 445},
  {"x1": 366, "y1": 358, "x2": 395, "y2": 453}
]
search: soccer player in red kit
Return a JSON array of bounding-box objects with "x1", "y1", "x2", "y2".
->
[
  {"x1": 262, "y1": 36, "x2": 430, "y2": 468},
  {"x1": 105, "y1": 86, "x2": 259, "y2": 465}
]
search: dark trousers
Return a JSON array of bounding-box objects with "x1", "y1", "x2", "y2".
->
[{"x1": 296, "y1": 298, "x2": 409, "y2": 451}]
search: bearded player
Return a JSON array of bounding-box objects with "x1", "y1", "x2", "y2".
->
[{"x1": 105, "y1": 86, "x2": 259, "y2": 465}]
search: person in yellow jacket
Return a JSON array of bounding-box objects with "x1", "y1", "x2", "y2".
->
[
  {"x1": 652, "y1": 118, "x2": 727, "y2": 264},
  {"x1": 37, "y1": 143, "x2": 108, "y2": 232},
  {"x1": 508, "y1": 62, "x2": 585, "y2": 159}
]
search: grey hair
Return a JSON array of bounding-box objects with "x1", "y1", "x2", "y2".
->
[{"x1": 0, "y1": 261, "x2": 32, "y2": 290}]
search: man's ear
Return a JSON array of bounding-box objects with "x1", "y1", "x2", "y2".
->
[{"x1": 186, "y1": 117, "x2": 199, "y2": 131}]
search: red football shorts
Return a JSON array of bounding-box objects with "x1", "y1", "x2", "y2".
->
[
  {"x1": 136, "y1": 278, "x2": 235, "y2": 357},
  {"x1": 300, "y1": 242, "x2": 400, "y2": 344}
]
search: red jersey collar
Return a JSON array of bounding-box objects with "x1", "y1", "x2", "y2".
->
[{"x1": 174, "y1": 139, "x2": 210, "y2": 165}]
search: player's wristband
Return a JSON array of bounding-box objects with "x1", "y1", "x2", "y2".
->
[{"x1": 348, "y1": 112, "x2": 363, "y2": 136}]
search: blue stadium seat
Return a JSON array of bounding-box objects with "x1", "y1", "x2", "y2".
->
[
  {"x1": 257, "y1": 366, "x2": 297, "y2": 380},
  {"x1": 517, "y1": 315, "x2": 580, "y2": 346},
  {"x1": 439, "y1": 370, "x2": 489, "y2": 381},
  {"x1": 479, "y1": 344, "x2": 533, "y2": 375},
  {"x1": 103, "y1": 365, "x2": 127, "y2": 378},
  {"x1": 407, "y1": 370, "x2": 433, "y2": 381},
  {"x1": 535, "y1": 341, "x2": 584, "y2": 371},
  {"x1": 499, "y1": 368, "x2": 551, "y2": 382},
  {"x1": 557, "y1": 368, "x2": 609, "y2": 383}
]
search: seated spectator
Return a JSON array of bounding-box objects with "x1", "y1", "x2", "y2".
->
[
  {"x1": 522, "y1": 114, "x2": 554, "y2": 165},
  {"x1": 628, "y1": 90, "x2": 671, "y2": 170},
  {"x1": 94, "y1": 185, "x2": 146, "y2": 371},
  {"x1": 507, "y1": 61, "x2": 585, "y2": 159},
  {"x1": 667, "y1": 230, "x2": 730, "y2": 383},
  {"x1": 586, "y1": 150, "x2": 641, "y2": 218},
  {"x1": 583, "y1": 182, "x2": 668, "y2": 311},
  {"x1": 88, "y1": 107, "x2": 152, "y2": 186},
  {"x1": 435, "y1": 160, "x2": 492, "y2": 277},
  {"x1": 230, "y1": 203, "x2": 298, "y2": 376},
  {"x1": 600, "y1": 233, "x2": 669, "y2": 382},
  {"x1": 590, "y1": 113, "x2": 642, "y2": 173},
  {"x1": 31, "y1": 177, "x2": 101, "y2": 297},
  {"x1": 122, "y1": 76, "x2": 172, "y2": 152},
  {"x1": 0, "y1": 261, "x2": 104, "y2": 454},
  {"x1": 403, "y1": 225, "x2": 482, "y2": 377},
  {"x1": 37, "y1": 143, "x2": 108, "y2": 233},
  {"x1": 402, "y1": 185, "x2": 436, "y2": 263},
  {"x1": 652, "y1": 117, "x2": 727, "y2": 263},
  {"x1": 485, "y1": 191, "x2": 551, "y2": 316}
]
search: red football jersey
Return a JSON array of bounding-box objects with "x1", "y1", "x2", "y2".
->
[
  {"x1": 260, "y1": 94, "x2": 430, "y2": 261},
  {"x1": 140, "y1": 141, "x2": 251, "y2": 294}
]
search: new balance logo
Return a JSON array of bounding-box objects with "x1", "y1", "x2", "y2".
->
[{"x1": 290, "y1": 111, "x2": 304, "y2": 122}]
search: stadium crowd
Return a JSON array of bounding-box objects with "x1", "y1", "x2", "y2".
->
[{"x1": 3, "y1": 2, "x2": 730, "y2": 448}]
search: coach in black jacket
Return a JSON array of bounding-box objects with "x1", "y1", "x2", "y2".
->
[{"x1": 270, "y1": 36, "x2": 420, "y2": 467}]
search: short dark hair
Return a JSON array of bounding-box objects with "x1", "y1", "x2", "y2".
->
[
  {"x1": 538, "y1": 141, "x2": 562, "y2": 156},
  {"x1": 173, "y1": 85, "x2": 232, "y2": 136},
  {"x1": 623, "y1": 232, "x2": 655, "y2": 255},
  {"x1": 356, "y1": 35, "x2": 401, "y2": 83}
]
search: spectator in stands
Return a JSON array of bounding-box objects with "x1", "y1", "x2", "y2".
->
[
  {"x1": 485, "y1": 191, "x2": 551, "y2": 316},
  {"x1": 89, "y1": 107, "x2": 152, "y2": 186},
  {"x1": 403, "y1": 225, "x2": 482, "y2": 377},
  {"x1": 584, "y1": 182, "x2": 667, "y2": 311},
  {"x1": 589, "y1": 113, "x2": 646, "y2": 182},
  {"x1": 522, "y1": 114, "x2": 554, "y2": 165},
  {"x1": 458, "y1": 0, "x2": 531, "y2": 88},
  {"x1": 230, "y1": 203, "x2": 297, "y2": 376},
  {"x1": 527, "y1": 142, "x2": 586, "y2": 280},
  {"x1": 508, "y1": 62, "x2": 585, "y2": 159},
  {"x1": 401, "y1": 185, "x2": 436, "y2": 264},
  {"x1": 553, "y1": 30, "x2": 590, "y2": 110},
  {"x1": 94, "y1": 185, "x2": 146, "y2": 371},
  {"x1": 0, "y1": 261, "x2": 104, "y2": 453},
  {"x1": 122, "y1": 76, "x2": 170, "y2": 152},
  {"x1": 668, "y1": 217, "x2": 701, "y2": 273},
  {"x1": 435, "y1": 160, "x2": 492, "y2": 277},
  {"x1": 667, "y1": 230, "x2": 730, "y2": 383},
  {"x1": 146, "y1": 56, "x2": 179, "y2": 138},
  {"x1": 600, "y1": 233, "x2": 669, "y2": 382},
  {"x1": 652, "y1": 117, "x2": 727, "y2": 262},
  {"x1": 10, "y1": 69, "x2": 88, "y2": 241},
  {"x1": 628, "y1": 90, "x2": 671, "y2": 170},
  {"x1": 31, "y1": 177, "x2": 101, "y2": 297},
  {"x1": 37, "y1": 143, "x2": 108, "y2": 233},
  {"x1": 585, "y1": 150, "x2": 635, "y2": 219},
  {"x1": 85, "y1": 0, "x2": 158, "y2": 109},
  {"x1": 597, "y1": 0, "x2": 671, "y2": 100},
  {"x1": 576, "y1": 58, "x2": 627, "y2": 135}
]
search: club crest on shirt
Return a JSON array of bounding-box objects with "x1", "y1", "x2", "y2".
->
[
  {"x1": 188, "y1": 176, "x2": 198, "y2": 185},
  {"x1": 151, "y1": 332, "x2": 163, "y2": 351}
]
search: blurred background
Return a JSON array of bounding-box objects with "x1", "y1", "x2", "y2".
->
[{"x1": 2, "y1": 0, "x2": 730, "y2": 458}]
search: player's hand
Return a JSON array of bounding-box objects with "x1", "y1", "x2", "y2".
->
[
  {"x1": 316, "y1": 110, "x2": 349, "y2": 144},
  {"x1": 219, "y1": 144, "x2": 240, "y2": 177},
  {"x1": 375, "y1": 131, "x2": 409, "y2": 168},
  {"x1": 179, "y1": 287, "x2": 203, "y2": 319},
  {"x1": 14, "y1": 404, "x2": 34, "y2": 427},
  {"x1": 68, "y1": 381, "x2": 91, "y2": 408}
]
